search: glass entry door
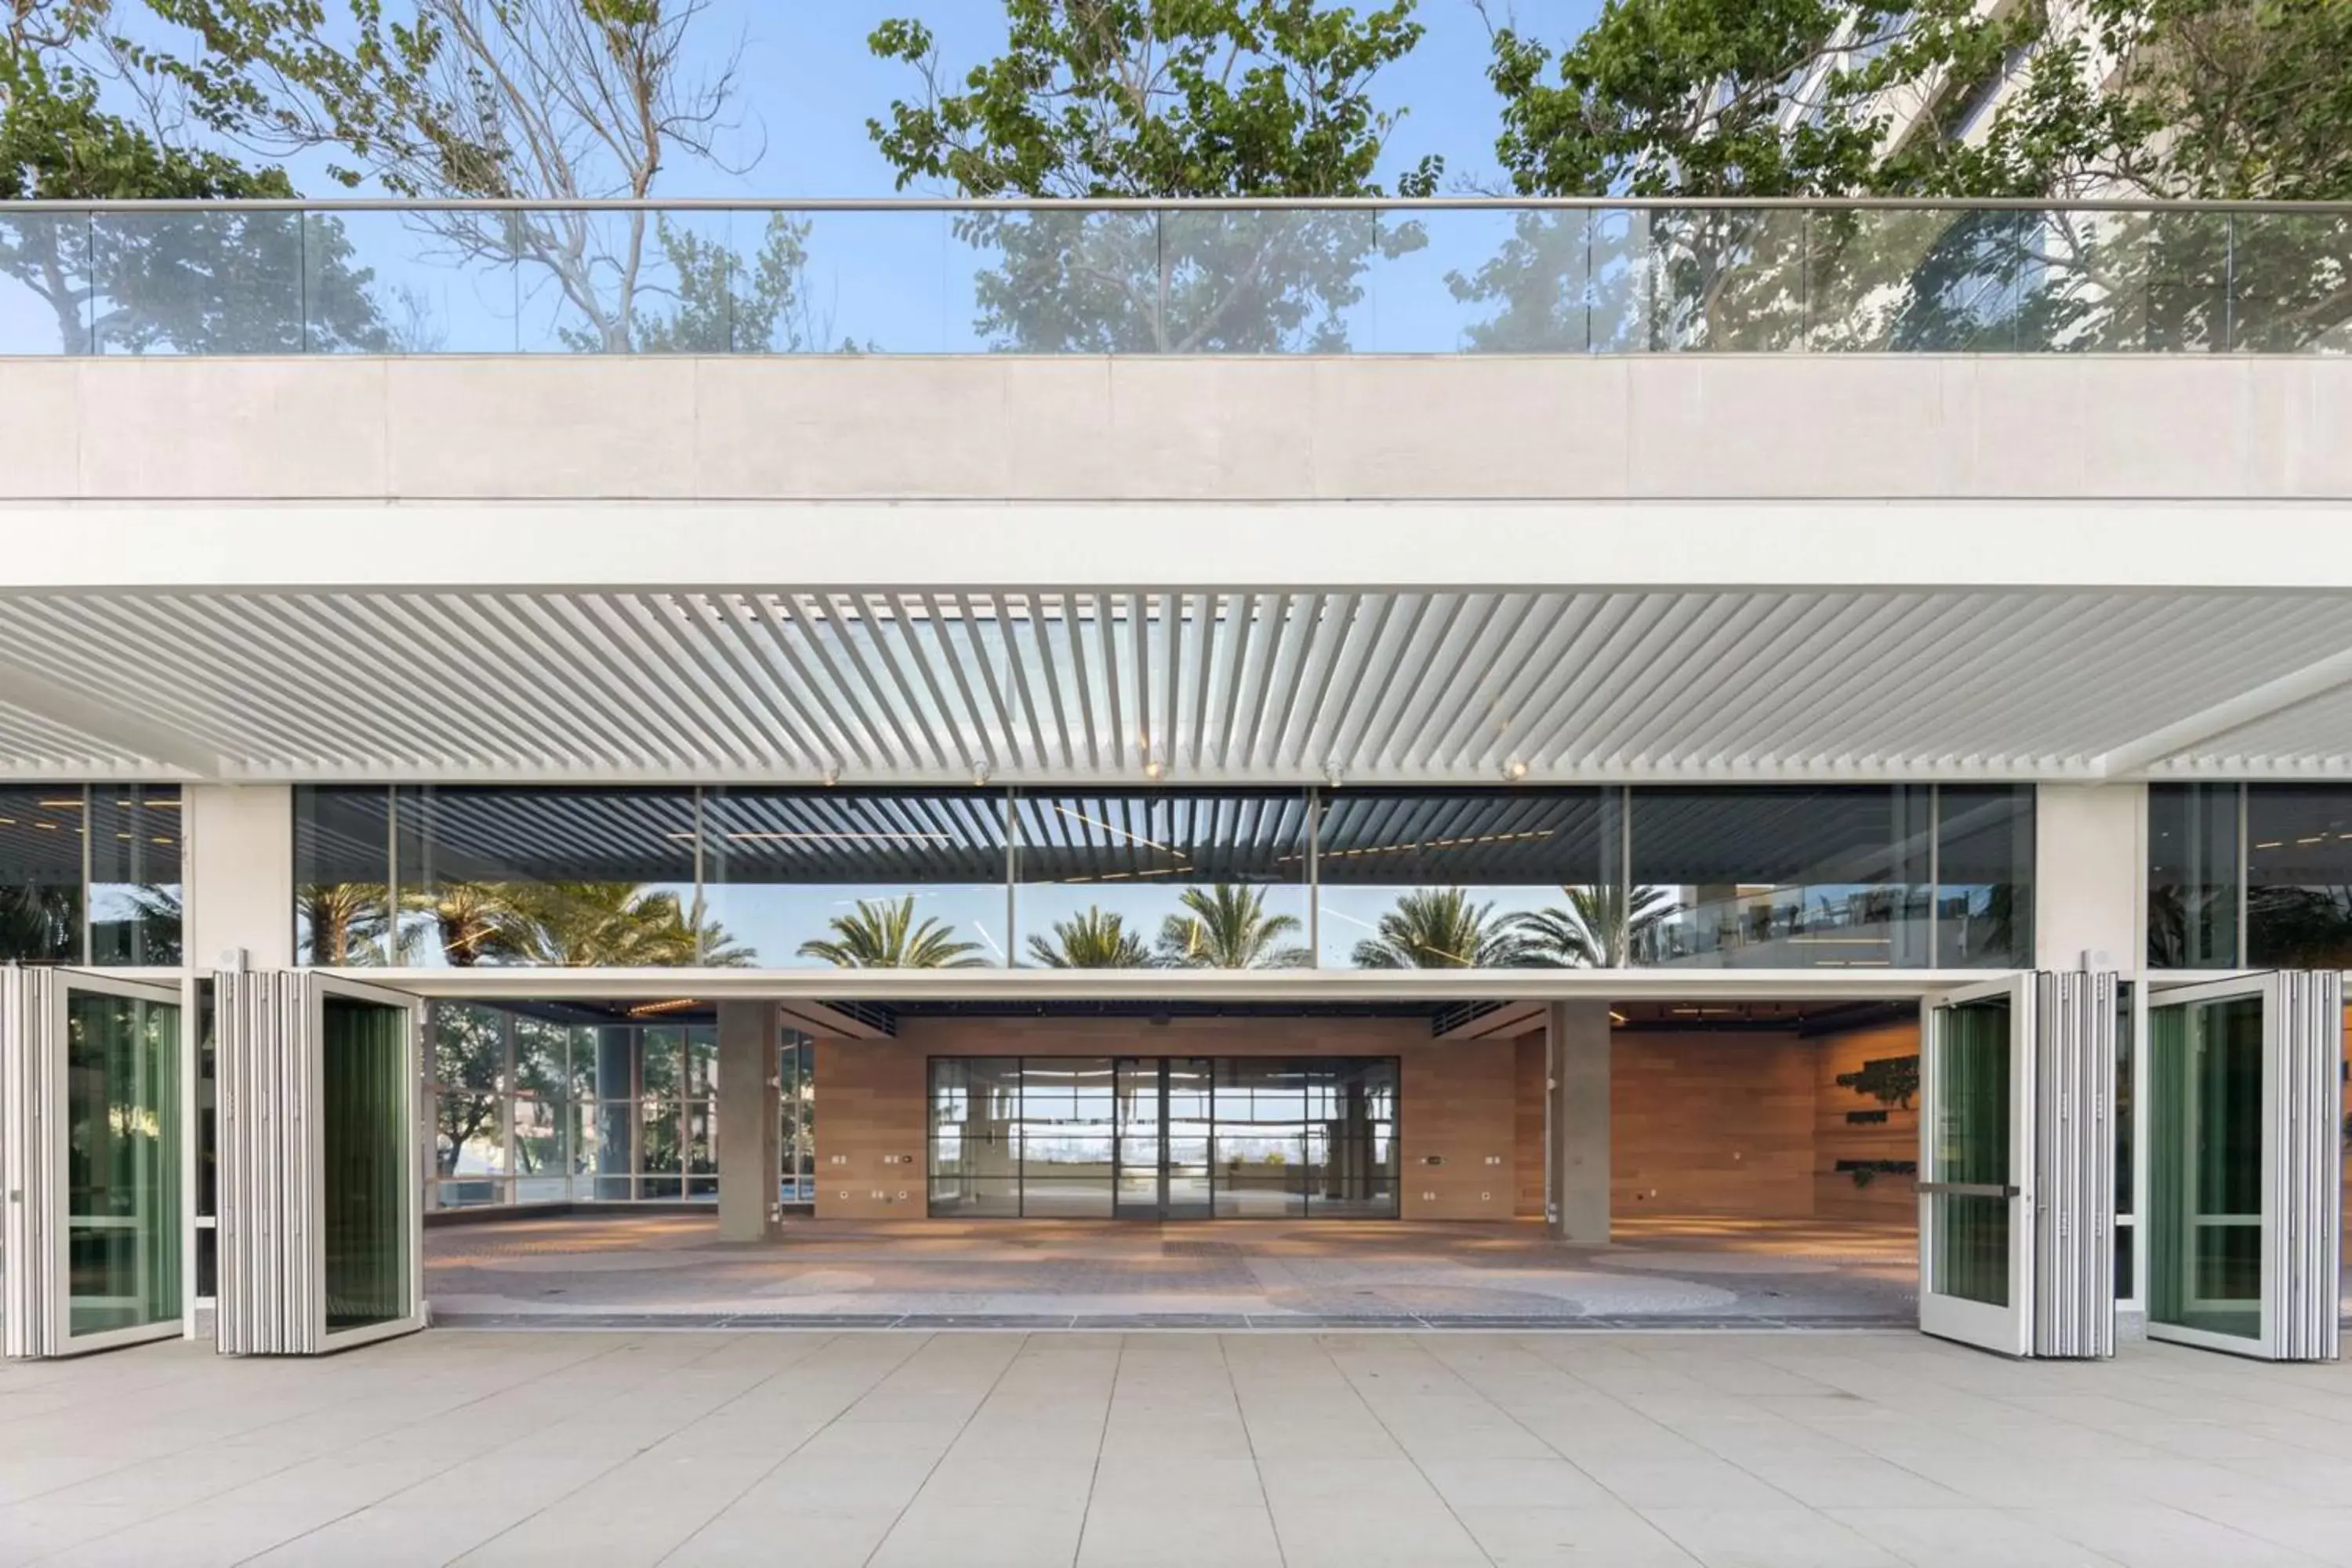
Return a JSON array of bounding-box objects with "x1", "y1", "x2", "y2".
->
[
  {"x1": 312, "y1": 975, "x2": 424, "y2": 1351},
  {"x1": 59, "y1": 975, "x2": 183, "y2": 1355},
  {"x1": 1113, "y1": 1057, "x2": 1214, "y2": 1220},
  {"x1": 2147, "y1": 973, "x2": 2343, "y2": 1361},
  {"x1": 1919, "y1": 975, "x2": 2034, "y2": 1356}
]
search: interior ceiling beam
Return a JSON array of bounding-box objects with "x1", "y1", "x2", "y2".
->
[
  {"x1": 2092, "y1": 644, "x2": 2352, "y2": 779},
  {"x1": 0, "y1": 654, "x2": 222, "y2": 776}
]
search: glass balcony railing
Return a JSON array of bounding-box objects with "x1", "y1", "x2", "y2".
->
[{"x1": 1, "y1": 200, "x2": 2346, "y2": 357}]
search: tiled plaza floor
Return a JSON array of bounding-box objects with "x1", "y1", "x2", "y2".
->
[
  {"x1": 426, "y1": 1212, "x2": 1922, "y2": 1327},
  {"x1": 5, "y1": 1329, "x2": 2352, "y2": 1566}
]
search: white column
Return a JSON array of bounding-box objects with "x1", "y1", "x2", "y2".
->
[
  {"x1": 184, "y1": 784, "x2": 294, "y2": 968},
  {"x1": 1548, "y1": 1000, "x2": 1612, "y2": 1243},
  {"x1": 2033, "y1": 783, "x2": 2144, "y2": 972},
  {"x1": 716, "y1": 1001, "x2": 779, "y2": 1243}
]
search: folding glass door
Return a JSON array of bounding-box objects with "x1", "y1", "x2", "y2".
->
[
  {"x1": 2, "y1": 971, "x2": 183, "y2": 1359},
  {"x1": 2147, "y1": 973, "x2": 2342, "y2": 1361},
  {"x1": 1920, "y1": 977, "x2": 2034, "y2": 1355},
  {"x1": 1918, "y1": 971, "x2": 2117, "y2": 1359}
]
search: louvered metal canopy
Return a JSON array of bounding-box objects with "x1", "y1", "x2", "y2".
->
[{"x1": 5, "y1": 504, "x2": 2351, "y2": 784}]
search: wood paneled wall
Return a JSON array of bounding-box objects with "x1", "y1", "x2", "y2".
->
[
  {"x1": 1613, "y1": 1031, "x2": 1817, "y2": 1218},
  {"x1": 812, "y1": 1015, "x2": 1518, "y2": 1221},
  {"x1": 1813, "y1": 1019, "x2": 1922, "y2": 1221},
  {"x1": 815, "y1": 1011, "x2": 1931, "y2": 1227}
]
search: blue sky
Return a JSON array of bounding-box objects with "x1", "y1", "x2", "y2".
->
[{"x1": 708, "y1": 0, "x2": 1590, "y2": 199}]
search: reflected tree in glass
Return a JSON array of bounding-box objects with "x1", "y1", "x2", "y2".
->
[
  {"x1": 1352, "y1": 887, "x2": 1537, "y2": 968},
  {"x1": 432, "y1": 1004, "x2": 504, "y2": 1181},
  {"x1": 1511, "y1": 884, "x2": 1672, "y2": 967},
  {"x1": 797, "y1": 895, "x2": 985, "y2": 968},
  {"x1": 1154, "y1": 883, "x2": 1308, "y2": 968},
  {"x1": 1025, "y1": 906, "x2": 1155, "y2": 968}
]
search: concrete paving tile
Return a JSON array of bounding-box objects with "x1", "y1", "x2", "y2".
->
[
  {"x1": 867, "y1": 1502, "x2": 1087, "y2": 1568},
  {"x1": 1086, "y1": 1454, "x2": 1266, "y2": 1508},
  {"x1": 1265, "y1": 1500, "x2": 1491, "y2": 1567},
  {"x1": 2026, "y1": 1503, "x2": 2321, "y2": 1566},
  {"x1": 665, "y1": 1506, "x2": 902, "y2": 1568},
  {"x1": 1076, "y1": 1504, "x2": 1284, "y2": 1567},
  {"x1": 1455, "y1": 1504, "x2": 1705, "y2": 1566},
  {"x1": 1825, "y1": 1507, "x2": 2125, "y2": 1566},
  {"x1": 1415, "y1": 1456, "x2": 1613, "y2": 1508},
  {"x1": 1640, "y1": 1506, "x2": 1909, "y2": 1568}
]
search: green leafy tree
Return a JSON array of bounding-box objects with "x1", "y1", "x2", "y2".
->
[
  {"x1": 1512, "y1": 883, "x2": 1672, "y2": 967},
  {"x1": 868, "y1": 0, "x2": 1439, "y2": 351},
  {"x1": 1461, "y1": 0, "x2": 2352, "y2": 352},
  {"x1": 1028, "y1": 905, "x2": 1155, "y2": 967},
  {"x1": 0, "y1": 4, "x2": 389, "y2": 352},
  {"x1": 1155, "y1": 882, "x2": 1308, "y2": 967},
  {"x1": 296, "y1": 881, "x2": 394, "y2": 964},
  {"x1": 799, "y1": 895, "x2": 986, "y2": 968},
  {"x1": 430, "y1": 1001, "x2": 504, "y2": 1178},
  {"x1": 1350, "y1": 886, "x2": 1534, "y2": 968}
]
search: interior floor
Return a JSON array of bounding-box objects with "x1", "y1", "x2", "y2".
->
[{"x1": 424, "y1": 1211, "x2": 1921, "y2": 1327}]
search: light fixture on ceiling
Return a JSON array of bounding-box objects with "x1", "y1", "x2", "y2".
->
[
  {"x1": 1142, "y1": 757, "x2": 1166, "y2": 781},
  {"x1": 970, "y1": 760, "x2": 992, "y2": 787},
  {"x1": 1501, "y1": 757, "x2": 1530, "y2": 781},
  {"x1": 819, "y1": 761, "x2": 840, "y2": 787},
  {"x1": 1323, "y1": 760, "x2": 1344, "y2": 789},
  {"x1": 626, "y1": 997, "x2": 702, "y2": 1018}
]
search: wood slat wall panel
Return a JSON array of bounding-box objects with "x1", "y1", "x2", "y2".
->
[
  {"x1": 1814, "y1": 1019, "x2": 1922, "y2": 1221},
  {"x1": 1613, "y1": 1032, "x2": 1816, "y2": 1218}
]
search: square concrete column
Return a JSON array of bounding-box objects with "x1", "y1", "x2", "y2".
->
[
  {"x1": 1547, "y1": 1000, "x2": 1612, "y2": 1243},
  {"x1": 184, "y1": 785, "x2": 294, "y2": 968},
  {"x1": 2034, "y1": 782, "x2": 2145, "y2": 971},
  {"x1": 716, "y1": 1001, "x2": 779, "y2": 1243}
]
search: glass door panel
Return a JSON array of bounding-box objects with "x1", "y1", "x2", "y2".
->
[
  {"x1": 2148, "y1": 978, "x2": 2277, "y2": 1355},
  {"x1": 321, "y1": 995, "x2": 412, "y2": 1334},
  {"x1": 1113, "y1": 1058, "x2": 1163, "y2": 1218},
  {"x1": 1919, "y1": 976, "x2": 2031, "y2": 1355},
  {"x1": 62, "y1": 982, "x2": 181, "y2": 1348},
  {"x1": 1165, "y1": 1058, "x2": 1214, "y2": 1218}
]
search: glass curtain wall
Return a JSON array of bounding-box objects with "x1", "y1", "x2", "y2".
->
[
  {"x1": 427, "y1": 1002, "x2": 722, "y2": 1207},
  {"x1": 926, "y1": 1056, "x2": 1399, "y2": 1218},
  {"x1": 296, "y1": 783, "x2": 2034, "y2": 970},
  {"x1": 2150, "y1": 782, "x2": 2352, "y2": 967},
  {"x1": 1016, "y1": 792, "x2": 1309, "y2": 969},
  {"x1": 0, "y1": 784, "x2": 182, "y2": 964},
  {"x1": 779, "y1": 1031, "x2": 815, "y2": 1202}
]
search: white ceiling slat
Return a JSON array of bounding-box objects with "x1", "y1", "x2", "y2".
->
[
  {"x1": 507, "y1": 594, "x2": 710, "y2": 768},
  {"x1": 684, "y1": 593, "x2": 826, "y2": 771},
  {"x1": 1303, "y1": 593, "x2": 1394, "y2": 775},
  {"x1": 776, "y1": 593, "x2": 898, "y2": 768},
  {"x1": 804, "y1": 593, "x2": 924, "y2": 771},
  {"x1": 1417, "y1": 591, "x2": 1540, "y2": 771},
  {"x1": 993, "y1": 592, "x2": 1058, "y2": 771},
  {"x1": 630, "y1": 593, "x2": 805, "y2": 770},
  {"x1": 746, "y1": 594, "x2": 876, "y2": 769},
  {"x1": 957, "y1": 592, "x2": 1028, "y2": 773},
  {"x1": 920, "y1": 591, "x2": 996, "y2": 771},
  {"x1": 562, "y1": 594, "x2": 764, "y2": 770},
  {"x1": 1050, "y1": 594, "x2": 1094, "y2": 773},
  {"x1": 1229, "y1": 591, "x2": 1284, "y2": 773},
  {"x1": 855, "y1": 593, "x2": 953, "y2": 773},
  {"x1": 1265, "y1": 591, "x2": 1336, "y2": 771},
  {"x1": 1, "y1": 585, "x2": 2350, "y2": 784}
]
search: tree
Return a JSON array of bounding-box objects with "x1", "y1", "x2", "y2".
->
[
  {"x1": 799, "y1": 895, "x2": 986, "y2": 968},
  {"x1": 1, "y1": 2, "x2": 389, "y2": 352},
  {"x1": 1028, "y1": 905, "x2": 1155, "y2": 967},
  {"x1": 1461, "y1": 0, "x2": 2352, "y2": 352},
  {"x1": 1512, "y1": 883, "x2": 1672, "y2": 967},
  {"x1": 1350, "y1": 887, "x2": 1534, "y2": 968},
  {"x1": 431, "y1": 1001, "x2": 503, "y2": 1179},
  {"x1": 868, "y1": 0, "x2": 1439, "y2": 351},
  {"x1": 406, "y1": 880, "x2": 510, "y2": 966},
  {"x1": 1156, "y1": 882, "x2": 1308, "y2": 967},
  {"x1": 481, "y1": 881, "x2": 747, "y2": 967},
  {"x1": 296, "y1": 881, "x2": 393, "y2": 964},
  {"x1": 131, "y1": 0, "x2": 796, "y2": 352}
]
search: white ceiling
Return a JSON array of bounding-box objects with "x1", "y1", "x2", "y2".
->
[{"x1": 3, "y1": 585, "x2": 2350, "y2": 783}]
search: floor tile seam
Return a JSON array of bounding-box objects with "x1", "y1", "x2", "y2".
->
[
  {"x1": 1213, "y1": 1333, "x2": 1295, "y2": 1568},
  {"x1": 1311, "y1": 1336, "x2": 1503, "y2": 1566},
  {"x1": 3, "y1": 1334, "x2": 652, "y2": 1544},
  {"x1": 1065, "y1": 1336, "x2": 1130, "y2": 1568},
  {"x1": 854, "y1": 1334, "x2": 1034, "y2": 1568},
  {"x1": 286, "y1": 1336, "x2": 863, "y2": 1568}
]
